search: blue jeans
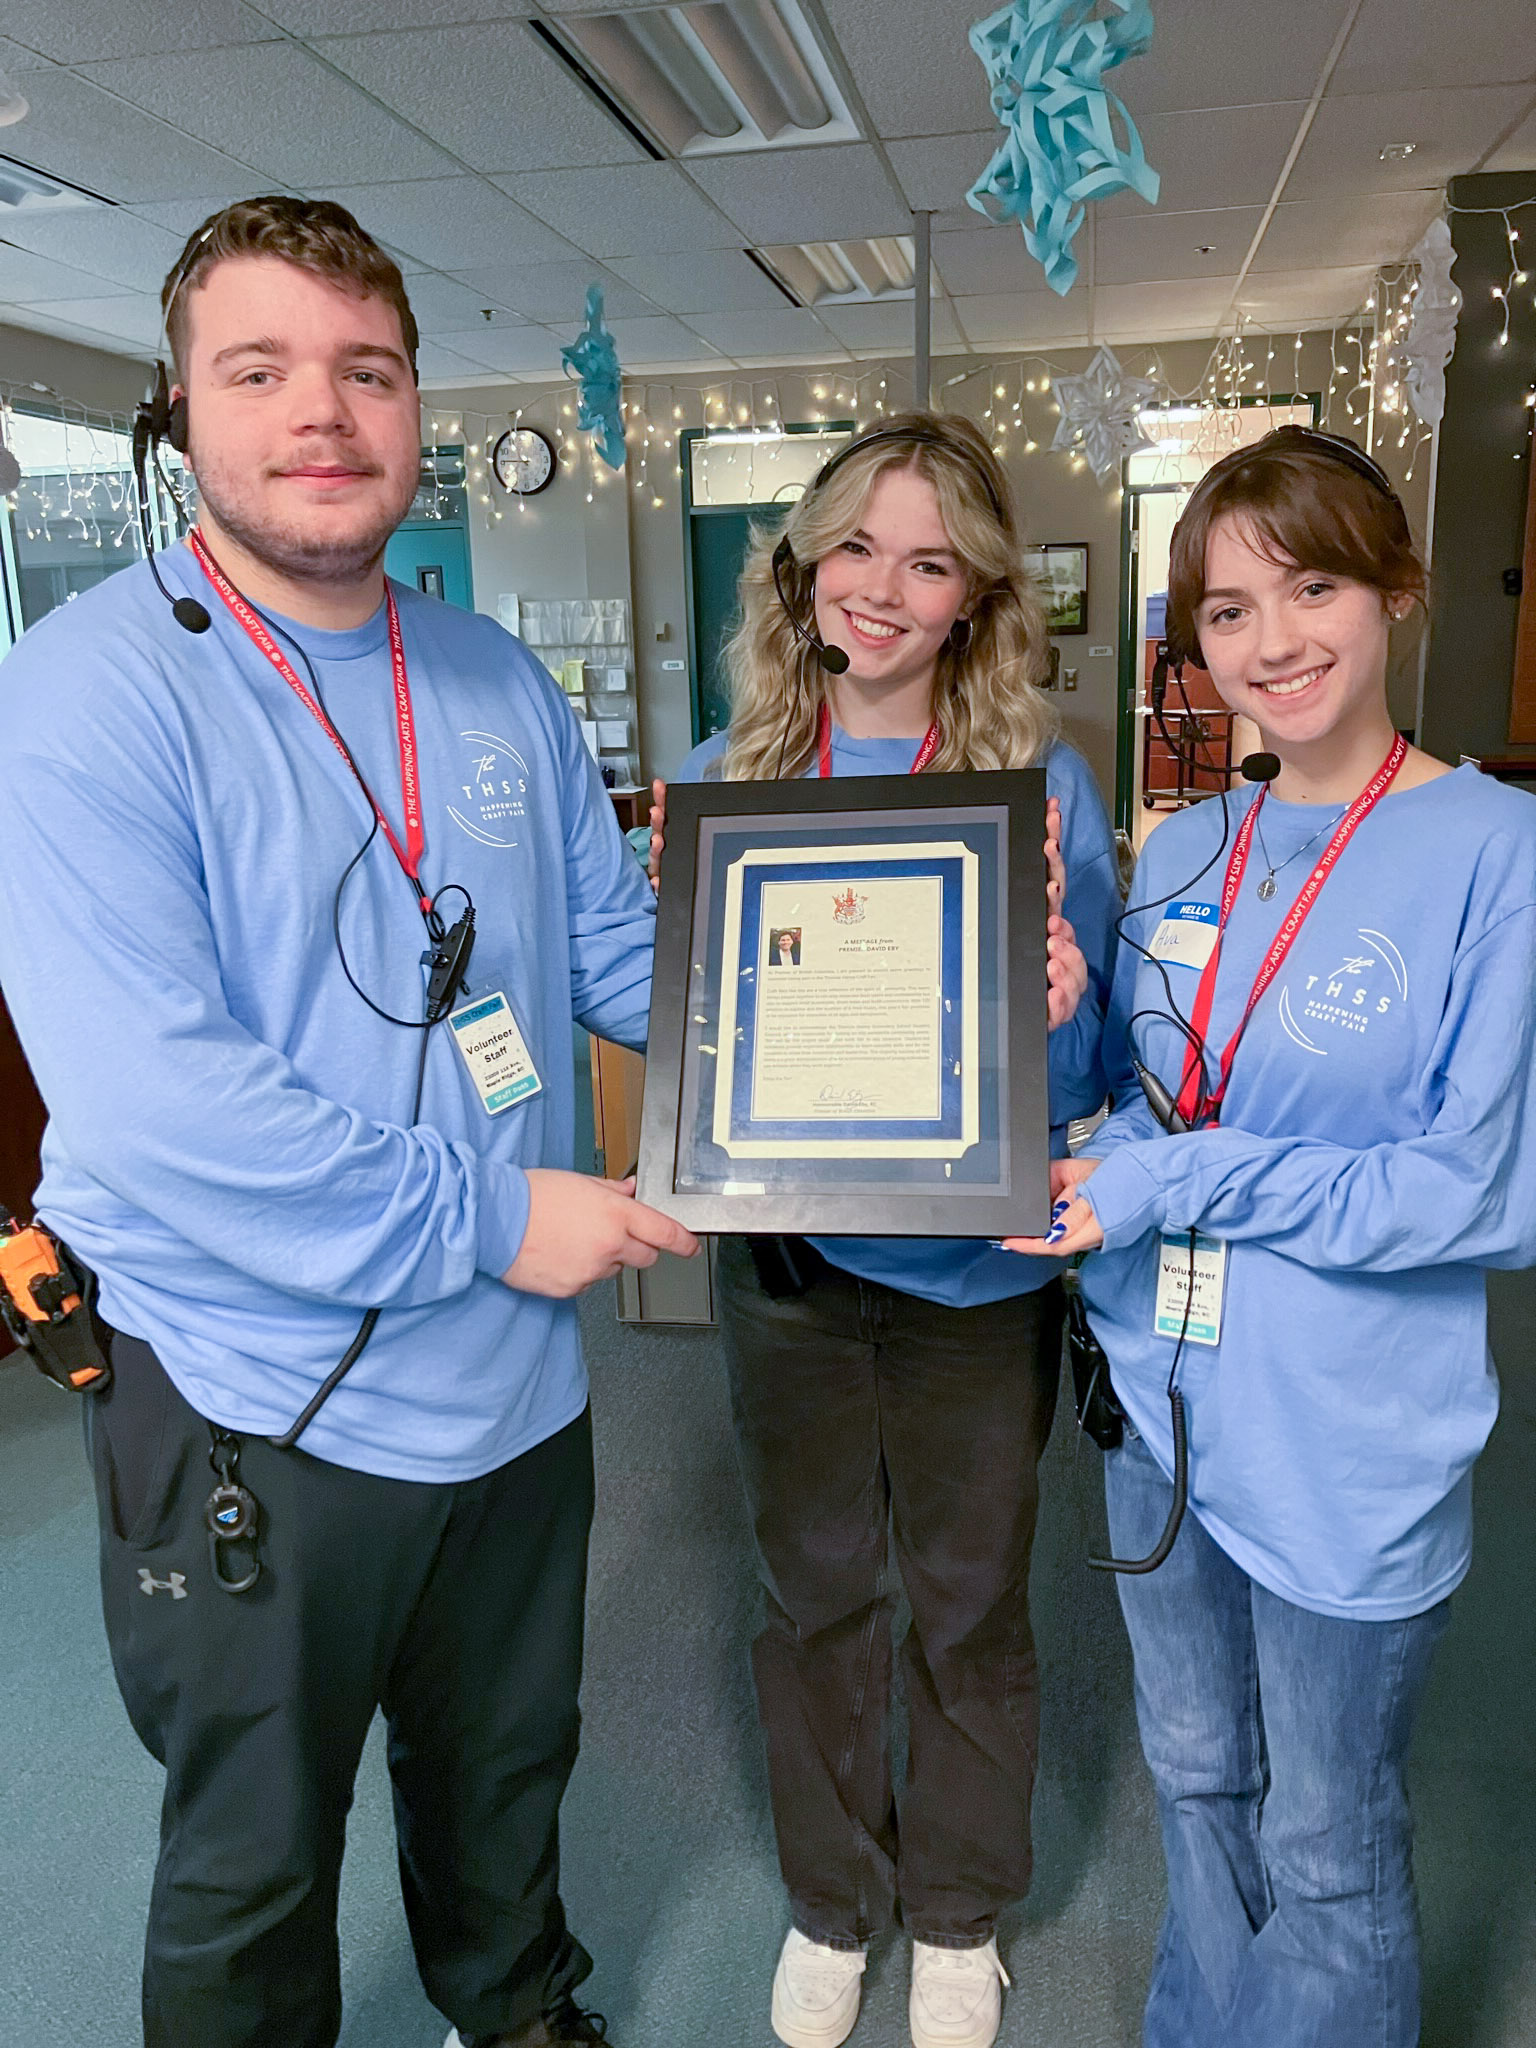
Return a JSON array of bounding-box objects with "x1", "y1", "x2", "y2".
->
[{"x1": 1106, "y1": 1429, "x2": 1450, "y2": 2048}]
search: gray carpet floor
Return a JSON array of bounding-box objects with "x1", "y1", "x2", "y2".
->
[{"x1": 1, "y1": 1271, "x2": 1532, "y2": 2048}]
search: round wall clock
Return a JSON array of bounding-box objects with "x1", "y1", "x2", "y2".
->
[{"x1": 491, "y1": 426, "x2": 556, "y2": 496}]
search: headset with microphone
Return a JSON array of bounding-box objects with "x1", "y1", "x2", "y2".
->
[
  {"x1": 132, "y1": 227, "x2": 212, "y2": 634},
  {"x1": 767, "y1": 421, "x2": 1011, "y2": 769}
]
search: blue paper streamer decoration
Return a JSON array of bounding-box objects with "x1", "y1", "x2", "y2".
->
[
  {"x1": 561, "y1": 283, "x2": 626, "y2": 470},
  {"x1": 966, "y1": 0, "x2": 1161, "y2": 296}
]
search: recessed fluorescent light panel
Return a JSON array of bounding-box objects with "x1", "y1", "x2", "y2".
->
[
  {"x1": 755, "y1": 237, "x2": 927, "y2": 307},
  {"x1": 553, "y1": 0, "x2": 858, "y2": 156},
  {"x1": 0, "y1": 156, "x2": 105, "y2": 211}
]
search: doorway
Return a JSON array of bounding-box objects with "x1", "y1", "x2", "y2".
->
[
  {"x1": 1114, "y1": 400, "x2": 1316, "y2": 838},
  {"x1": 681, "y1": 424, "x2": 853, "y2": 745},
  {"x1": 384, "y1": 445, "x2": 474, "y2": 611}
]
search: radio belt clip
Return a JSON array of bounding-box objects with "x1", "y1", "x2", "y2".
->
[{"x1": 0, "y1": 1215, "x2": 112, "y2": 1393}]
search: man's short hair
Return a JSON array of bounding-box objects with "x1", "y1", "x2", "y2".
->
[{"x1": 162, "y1": 196, "x2": 419, "y2": 383}]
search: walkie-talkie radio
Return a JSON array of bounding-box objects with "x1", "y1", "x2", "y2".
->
[{"x1": 0, "y1": 1215, "x2": 111, "y2": 1392}]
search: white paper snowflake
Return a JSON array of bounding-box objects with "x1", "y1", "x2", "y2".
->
[
  {"x1": 1401, "y1": 217, "x2": 1461, "y2": 428},
  {"x1": 1049, "y1": 344, "x2": 1159, "y2": 480}
]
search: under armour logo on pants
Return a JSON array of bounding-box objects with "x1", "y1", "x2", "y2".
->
[{"x1": 137, "y1": 1569, "x2": 188, "y2": 1599}]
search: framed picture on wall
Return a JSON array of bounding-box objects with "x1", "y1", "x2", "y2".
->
[{"x1": 1023, "y1": 543, "x2": 1089, "y2": 635}]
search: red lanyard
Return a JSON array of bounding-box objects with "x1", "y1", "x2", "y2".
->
[
  {"x1": 816, "y1": 701, "x2": 942, "y2": 778},
  {"x1": 1175, "y1": 733, "x2": 1408, "y2": 1127},
  {"x1": 187, "y1": 530, "x2": 430, "y2": 915}
]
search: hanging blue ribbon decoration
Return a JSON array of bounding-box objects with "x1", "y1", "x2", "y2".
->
[
  {"x1": 561, "y1": 283, "x2": 625, "y2": 470},
  {"x1": 966, "y1": 0, "x2": 1160, "y2": 296}
]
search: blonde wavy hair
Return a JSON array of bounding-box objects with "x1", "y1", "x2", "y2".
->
[{"x1": 720, "y1": 410, "x2": 1057, "y2": 781}]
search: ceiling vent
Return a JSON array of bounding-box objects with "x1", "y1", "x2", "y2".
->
[
  {"x1": 548, "y1": 0, "x2": 858, "y2": 156},
  {"x1": 0, "y1": 156, "x2": 105, "y2": 211},
  {"x1": 755, "y1": 237, "x2": 927, "y2": 307}
]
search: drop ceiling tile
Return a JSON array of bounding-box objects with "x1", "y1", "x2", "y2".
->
[
  {"x1": 490, "y1": 165, "x2": 740, "y2": 258},
  {"x1": 1094, "y1": 102, "x2": 1307, "y2": 220},
  {"x1": 1094, "y1": 2, "x2": 1344, "y2": 118},
  {"x1": 313, "y1": 23, "x2": 642, "y2": 174},
  {"x1": 3, "y1": 68, "x2": 257, "y2": 202},
  {"x1": 605, "y1": 249, "x2": 790, "y2": 315},
  {"x1": 885, "y1": 134, "x2": 998, "y2": 232},
  {"x1": 15, "y1": 292, "x2": 163, "y2": 346},
  {"x1": 0, "y1": 36, "x2": 56, "y2": 69},
  {"x1": 815, "y1": 0, "x2": 1003, "y2": 138},
  {"x1": 823, "y1": 0, "x2": 1337, "y2": 136},
  {"x1": 601, "y1": 316, "x2": 727, "y2": 364},
  {"x1": 1095, "y1": 206, "x2": 1265, "y2": 285},
  {"x1": 400, "y1": 272, "x2": 528, "y2": 333},
  {"x1": 1, "y1": 305, "x2": 145, "y2": 356},
  {"x1": 429, "y1": 326, "x2": 568, "y2": 375},
  {"x1": 1092, "y1": 278, "x2": 1242, "y2": 341},
  {"x1": 1484, "y1": 104, "x2": 1536, "y2": 172},
  {"x1": 687, "y1": 308, "x2": 850, "y2": 357},
  {"x1": 952, "y1": 291, "x2": 1092, "y2": 347},
  {"x1": 1331, "y1": 0, "x2": 1536, "y2": 95},
  {"x1": 0, "y1": 242, "x2": 136, "y2": 302},
  {"x1": 1286, "y1": 85, "x2": 1535, "y2": 200},
  {"x1": 449, "y1": 260, "x2": 657, "y2": 323},
  {"x1": 269, "y1": 1, "x2": 534, "y2": 28},
  {"x1": 0, "y1": 0, "x2": 273, "y2": 65},
  {"x1": 1249, "y1": 191, "x2": 1440, "y2": 272},
  {"x1": 812, "y1": 298, "x2": 965, "y2": 351},
  {"x1": 685, "y1": 146, "x2": 912, "y2": 246},
  {"x1": 324, "y1": 179, "x2": 579, "y2": 271},
  {"x1": 77, "y1": 42, "x2": 457, "y2": 188},
  {"x1": 0, "y1": 207, "x2": 184, "y2": 294},
  {"x1": 1234, "y1": 264, "x2": 1382, "y2": 325},
  {"x1": 933, "y1": 226, "x2": 1058, "y2": 296},
  {"x1": 415, "y1": 337, "x2": 508, "y2": 384}
]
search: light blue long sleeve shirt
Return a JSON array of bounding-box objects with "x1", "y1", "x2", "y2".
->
[
  {"x1": 1080, "y1": 767, "x2": 1536, "y2": 1618},
  {"x1": 0, "y1": 544, "x2": 656, "y2": 1481},
  {"x1": 675, "y1": 723, "x2": 1119, "y2": 1305}
]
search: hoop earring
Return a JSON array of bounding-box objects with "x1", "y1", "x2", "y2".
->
[{"x1": 947, "y1": 616, "x2": 973, "y2": 655}]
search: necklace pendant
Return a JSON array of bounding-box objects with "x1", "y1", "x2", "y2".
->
[{"x1": 1257, "y1": 875, "x2": 1277, "y2": 902}]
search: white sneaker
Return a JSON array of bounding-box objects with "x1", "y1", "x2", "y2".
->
[
  {"x1": 771, "y1": 1926, "x2": 868, "y2": 2048},
  {"x1": 909, "y1": 1936, "x2": 1010, "y2": 2048}
]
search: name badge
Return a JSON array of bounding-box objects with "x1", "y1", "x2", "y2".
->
[
  {"x1": 1149, "y1": 900, "x2": 1219, "y2": 971},
  {"x1": 449, "y1": 992, "x2": 542, "y2": 1115},
  {"x1": 1154, "y1": 1231, "x2": 1227, "y2": 1346}
]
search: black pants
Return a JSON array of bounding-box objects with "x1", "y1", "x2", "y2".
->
[
  {"x1": 86, "y1": 1333, "x2": 595, "y2": 2048},
  {"x1": 716, "y1": 1237, "x2": 1064, "y2": 1950}
]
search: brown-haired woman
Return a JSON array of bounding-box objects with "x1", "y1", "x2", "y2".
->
[
  {"x1": 664, "y1": 413, "x2": 1121, "y2": 2048},
  {"x1": 1014, "y1": 426, "x2": 1536, "y2": 2046}
]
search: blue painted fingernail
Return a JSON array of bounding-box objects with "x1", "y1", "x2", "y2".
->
[{"x1": 1044, "y1": 1223, "x2": 1067, "y2": 1244}]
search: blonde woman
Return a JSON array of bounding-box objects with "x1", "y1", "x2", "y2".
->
[{"x1": 664, "y1": 414, "x2": 1120, "y2": 2048}]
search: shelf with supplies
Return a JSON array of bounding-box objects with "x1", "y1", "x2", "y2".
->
[{"x1": 506, "y1": 595, "x2": 641, "y2": 790}]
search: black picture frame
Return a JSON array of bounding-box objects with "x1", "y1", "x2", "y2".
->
[
  {"x1": 638, "y1": 769, "x2": 1051, "y2": 1237},
  {"x1": 1024, "y1": 542, "x2": 1090, "y2": 635}
]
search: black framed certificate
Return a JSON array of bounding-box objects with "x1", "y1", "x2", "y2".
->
[{"x1": 638, "y1": 769, "x2": 1051, "y2": 1236}]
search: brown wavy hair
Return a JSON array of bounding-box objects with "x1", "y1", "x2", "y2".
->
[
  {"x1": 1167, "y1": 430, "x2": 1424, "y2": 667},
  {"x1": 163, "y1": 196, "x2": 418, "y2": 382},
  {"x1": 720, "y1": 411, "x2": 1056, "y2": 781}
]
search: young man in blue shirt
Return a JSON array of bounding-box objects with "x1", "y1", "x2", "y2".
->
[{"x1": 0, "y1": 196, "x2": 695, "y2": 2048}]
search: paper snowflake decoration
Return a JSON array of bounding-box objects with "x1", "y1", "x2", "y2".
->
[
  {"x1": 1050, "y1": 344, "x2": 1158, "y2": 479},
  {"x1": 1401, "y1": 217, "x2": 1461, "y2": 428},
  {"x1": 967, "y1": 0, "x2": 1161, "y2": 296},
  {"x1": 560, "y1": 283, "x2": 625, "y2": 470}
]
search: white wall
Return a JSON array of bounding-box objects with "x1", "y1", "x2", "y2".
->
[{"x1": 0, "y1": 324, "x2": 151, "y2": 416}]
